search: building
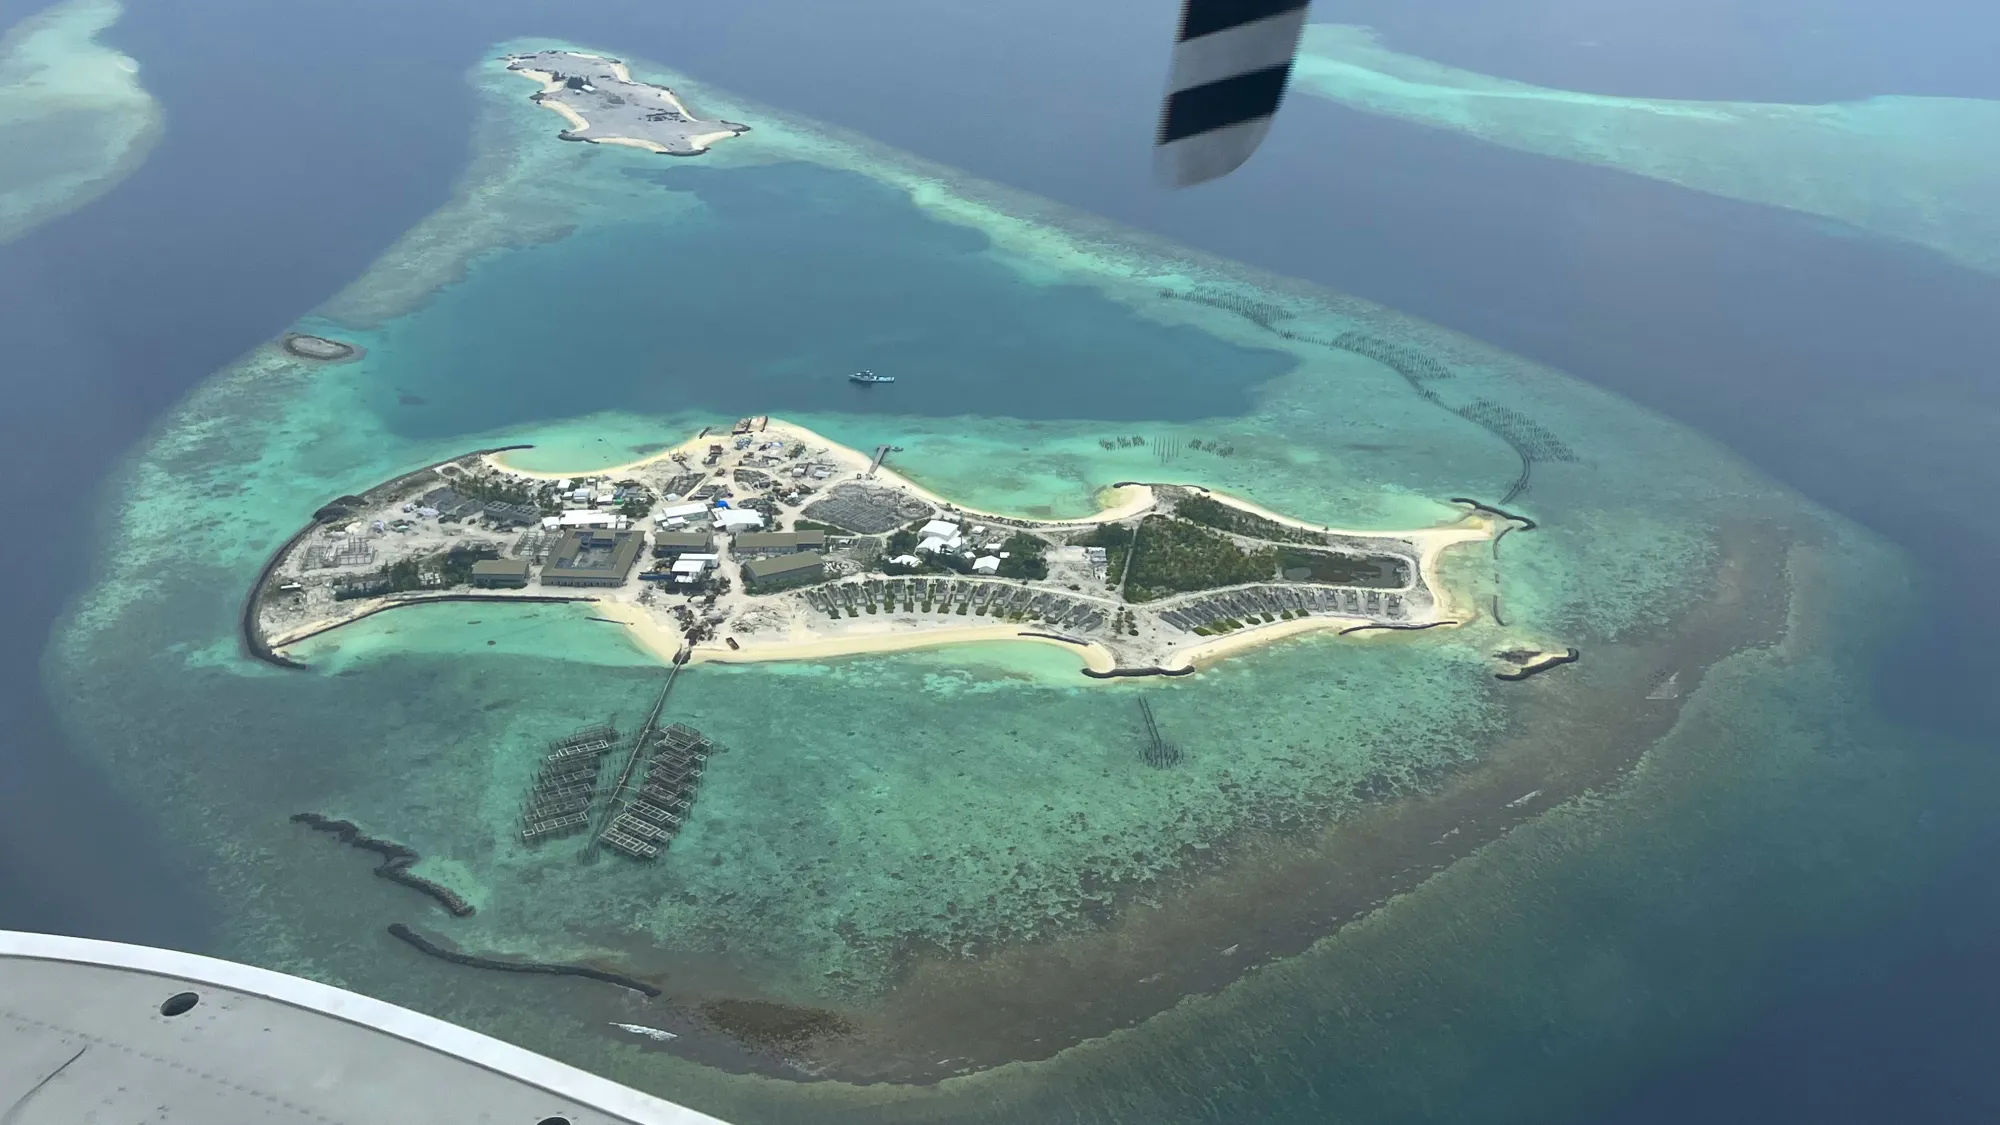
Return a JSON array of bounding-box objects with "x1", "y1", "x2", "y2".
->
[
  {"x1": 541, "y1": 509, "x2": 625, "y2": 531},
  {"x1": 972, "y1": 555, "x2": 1001, "y2": 575},
  {"x1": 740, "y1": 552, "x2": 825, "y2": 590},
  {"x1": 713, "y1": 508, "x2": 765, "y2": 533},
  {"x1": 418, "y1": 487, "x2": 482, "y2": 521},
  {"x1": 918, "y1": 518, "x2": 960, "y2": 539},
  {"x1": 470, "y1": 558, "x2": 532, "y2": 588},
  {"x1": 540, "y1": 529, "x2": 644, "y2": 587},
  {"x1": 481, "y1": 500, "x2": 540, "y2": 527},
  {"x1": 651, "y1": 531, "x2": 713, "y2": 558},
  {"x1": 731, "y1": 530, "x2": 826, "y2": 558},
  {"x1": 656, "y1": 501, "x2": 709, "y2": 523}
]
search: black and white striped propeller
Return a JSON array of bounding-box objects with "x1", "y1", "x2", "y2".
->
[{"x1": 1155, "y1": 0, "x2": 1313, "y2": 187}]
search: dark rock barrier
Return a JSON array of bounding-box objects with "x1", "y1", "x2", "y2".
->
[
  {"x1": 1019, "y1": 631, "x2": 1088, "y2": 646},
  {"x1": 244, "y1": 522, "x2": 317, "y2": 670},
  {"x1": 387, "y1": 923, "x2": 662, "y2": 997},
  {"x1": 1450, "y1": 497, "x2": 1538, "y2": 532},
  {"x1": 1082, "y1": 666, "x2": 1196, "y2": 679},
  {"x1": 1339, "y1": 620, "x2": 1457, "y2": 636},
  {"x1": 1495, "y1": 647, "x2": 1580, "y2": 681},
  {"x1": 291, "y1": 813, "x2": 474, "y2": 917}
]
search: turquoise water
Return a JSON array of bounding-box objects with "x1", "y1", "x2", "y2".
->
[{"x1": 42, "y1": 39, "x2": 1992, "y2": 1123}]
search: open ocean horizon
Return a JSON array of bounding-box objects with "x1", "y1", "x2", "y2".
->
[{"x1": 6, "y1": 0, "x2": 1999, "y2": 1121}]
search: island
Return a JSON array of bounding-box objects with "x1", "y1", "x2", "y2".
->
[
  {"x1": 503, "y1": 50, "x2": 748, "y2": 155},
  {"x1": 280, "y1": 332, "x2": 360, "y2": 362},
  {"x1": 248, "y1": 419, "x2": 1506, "y2": 675}
]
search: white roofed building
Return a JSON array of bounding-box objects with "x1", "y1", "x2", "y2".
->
[
  {"x1": 714, "y1": 508, "x2": 765, "y2": 532},
  {"x1": 656, "y1": 501, "x2": 709, "y2": 523},
  {"x1": 972, "y1": 555, "x2": 1001, "y2": 574},
  {"x1": 557, "y1": 509, "x2": 621, "y2": 528}
]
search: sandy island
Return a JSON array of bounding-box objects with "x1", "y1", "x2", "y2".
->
[
  {"x1": 251, "y1": 417, "x2": 1499, "y2": 678},
  {"x1": 503, "y1": 50, "x2": 748, "y2": 156}
]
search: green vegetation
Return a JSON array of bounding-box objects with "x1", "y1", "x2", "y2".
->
[
  {"x1": 374, "y1": 543, "x2": 499, "y2": 594},
  {"x1": 618, "y1": 494, "x2": 655, "y2": 520},
  {"x1": 454, "y1": 473, "x2": 536, "y2": 506},
  {"x1": 1073, "y1": 523, "x2": 1136, "y2": 586},
  {"x1": 1172, "y1": 494, "x2": 1324, "y2": 544},
  {"x1": 1124, "y1": 516, "x2": 1279, "y2": 603},
  {"x1": 883, "y1": 517, "x2": 928, "y2": 558},
  {"x1": 996, "y1": 532, "x2": 1049, "y2": 580},
  {"x1": 1276, "y1": 547, "x2": 1408, "y2": 588}
]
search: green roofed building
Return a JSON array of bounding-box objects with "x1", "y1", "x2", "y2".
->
[
  {"x1": 651, "y1": 530, "x2": 714, "y2": 558},
  {"x1": 732, "y1": 530, "x2": 826, "y2": 557},
  {"x1": 470, "y1": 558, "x2": 531, "y2": 589},
  {"x1": 542, "y1": 529, "x2": 643, "y2": 588},
  {"x1": 741, "y1": 552, "x2": 825, "y2": 590}
]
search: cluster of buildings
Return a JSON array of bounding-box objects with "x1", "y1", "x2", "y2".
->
[
  {"x1": 430, "y1": 461, "x2": 836, "y2": 594},
  {"x1": 886, "y1": 515, "x2": 1013, "y2": 576}
]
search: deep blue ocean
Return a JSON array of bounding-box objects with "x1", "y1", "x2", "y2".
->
[{"x1": 3, "y1": 0, "x2": 1998, "y2": 1119}]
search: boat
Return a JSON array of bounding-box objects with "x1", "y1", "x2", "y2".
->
[{"x1": 849, "y1": 369, "x2": 895, "y2": 384}]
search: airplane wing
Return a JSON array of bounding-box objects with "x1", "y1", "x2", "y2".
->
[
  {"x1": 0, "y1": 929, "x2": 726, "y2": 1124},
  {"x1": 1154, "y1": 0, "x2": 1314, "y2": 187}
]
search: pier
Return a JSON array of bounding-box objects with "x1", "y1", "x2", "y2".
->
[
  {"x1": 580, "y1": 649, "x2": 723, "y2": 860},
  {"x1": 867, "y1": 445, "x2": 894, "y2": 476}
]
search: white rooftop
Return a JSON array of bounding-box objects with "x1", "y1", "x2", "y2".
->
[{"x1": 919, "y1": 518, "x2": 961, "y2": 539}]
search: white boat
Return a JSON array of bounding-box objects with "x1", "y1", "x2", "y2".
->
[{"x1": 849, "y1": 369, "x2": 895, "y2": 384}]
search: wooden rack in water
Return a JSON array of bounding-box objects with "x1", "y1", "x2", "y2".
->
[{"x1": 1137, "y1": 697, "x2": 1182, "y2": 768}]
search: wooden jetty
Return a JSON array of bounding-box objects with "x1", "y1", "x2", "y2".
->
[{"x1": 588, "y1": 651, "x2": 723, "y2": 860}]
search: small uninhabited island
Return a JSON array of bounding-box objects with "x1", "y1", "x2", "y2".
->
[
  {"x1": 248, "y1": 417, "x2": 1505, "y2": 675},
  {"x1": 503, "y1": 49, "x2": 748, "y2": 156},
  {"x1": 280, "y1": 332, "x2": 360, "y2": 362}
]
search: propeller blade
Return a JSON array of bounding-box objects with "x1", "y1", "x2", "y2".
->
[{"x1": 1154, "y1": 0, "x2": 1312, "y2": 187}]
